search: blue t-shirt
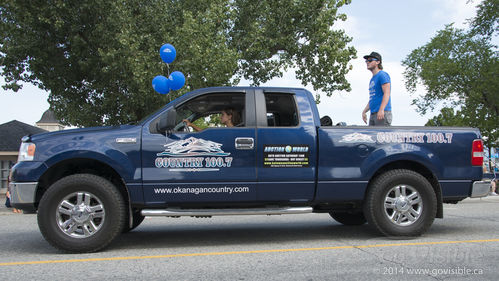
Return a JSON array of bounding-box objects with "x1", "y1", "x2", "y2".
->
[{"x1": 368, "y1": 70, "x2": 391, "y2": 113}]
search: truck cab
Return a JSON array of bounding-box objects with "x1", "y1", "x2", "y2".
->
[{"x1": 142, "y1": 87, "x2": 318, "y2": 207}]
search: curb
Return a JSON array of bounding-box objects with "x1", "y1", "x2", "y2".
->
[
  {"x1": 0, "y1": 195, "x2": 497, "y2": 216},
  {"x1": 462, "y1": 195, "x2": 499, "y2": 203}
]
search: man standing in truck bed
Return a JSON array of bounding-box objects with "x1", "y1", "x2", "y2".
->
[{"x1": 361, "y1": 51, "x2": 392, "y2": 126}]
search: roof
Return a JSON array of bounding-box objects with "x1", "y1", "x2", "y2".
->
[
  {"x1": 0, "y1": 120, "x2": 47, "y2": 151},
  {"x1": 37, "y1": 110, "x2": 60, "y2": 124}
]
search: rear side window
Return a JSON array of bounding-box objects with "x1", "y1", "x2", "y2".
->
[{"x1": 264, "y1": 93, "x2": 298, "y2": 127}]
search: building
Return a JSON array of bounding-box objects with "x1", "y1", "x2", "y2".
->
[
  {"x1": 0, "y1": 120, "x2": 47, "y2": 193},
  {"x1": 0, "y1": 110, "x2": 64, "y2": 194},
  {"x1": 36, "y1": 110, "x2": 65, "y2": 132}
]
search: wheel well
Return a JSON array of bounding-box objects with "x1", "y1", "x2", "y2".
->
[
  {"x1": 36, "y1": 158, "x2": 130, "y2": 210},
  {"x1": 368, "y1": 160, "x2": 443, "y2": 219}
]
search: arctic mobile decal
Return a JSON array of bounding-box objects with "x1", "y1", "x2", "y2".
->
[
  {"x1": 155, "y1": 137, "x2": 233, "y2": 171},
  {"x1": 263, "y1": 145, "x2": 310, "y2": 168},
  {"x1": 339, "y1": 132, "x2": 454, "y2": 144}
]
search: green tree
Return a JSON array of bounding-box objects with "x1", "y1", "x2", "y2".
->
[
  {"x1": 402, "y1": 0, "x2": 498, "y2": 152},
  {"x1": 425, "y1": 107, "x2": 465, "y2": 127},
  {"x1": 1, "y1": 0, "x2": 356, "y2": 127},
  {"x1": 469, "y1": 0, "x2": 499, "y2": 38}
]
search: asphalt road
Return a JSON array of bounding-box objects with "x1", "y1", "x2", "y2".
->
[{"x1": 0, "y1": 196, "x2": 498, "y2": 281}]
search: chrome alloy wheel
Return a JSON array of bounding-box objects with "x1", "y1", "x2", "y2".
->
[
  {"x1": 56, "y1": 192, "x2": 105, "y2": 238},
  {"x1": 383, "y1": 185, "x2": 423, "y2": 226}
]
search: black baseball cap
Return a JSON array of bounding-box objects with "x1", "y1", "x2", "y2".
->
[{"x1": 363, "y1": 52, "x2": 382, "y2": 62}]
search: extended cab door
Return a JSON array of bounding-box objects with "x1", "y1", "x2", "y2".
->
[
  {"x1": 255, "y1": 89, "x2": 317, "y2": 202},
  {"x1": 141, "y1": 90, "x2": 257, "y2": 206}
]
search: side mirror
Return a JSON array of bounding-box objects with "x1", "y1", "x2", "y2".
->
[{"x1": 156, "y1": 109, "x2": 177, "y2": 135}]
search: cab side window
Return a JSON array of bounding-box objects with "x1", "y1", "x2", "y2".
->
[
  {"x1": 175, "y1": 92, "x2": 245, "y2": 132},
  {"x1": 264, "y1": 93, "x2": 298, "y2": 127}
]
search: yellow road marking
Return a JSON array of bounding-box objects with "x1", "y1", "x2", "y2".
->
[{"x1": 1, "y1": 239, "x2": 498, "y2": 266}]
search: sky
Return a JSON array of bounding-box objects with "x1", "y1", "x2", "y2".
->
[{"x1": 0, "y1": 0, "x2": 481, "y2": 126}]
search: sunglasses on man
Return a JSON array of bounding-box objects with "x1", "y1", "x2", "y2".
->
[{"x1": 365, "y1": 58, "x2": 378, "y2": 62}]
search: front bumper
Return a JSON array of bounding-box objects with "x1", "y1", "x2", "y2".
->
[
  {"x1": 9, "y1": 181, "x2": 38, "y2": 211},
  {"x1": 470, "y1": 181, "x2": 490, "y2": 198}
]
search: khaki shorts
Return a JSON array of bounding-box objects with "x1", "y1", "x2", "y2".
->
[{"x1": 369, "y1": 111, "x2": 392, "y2": 126}]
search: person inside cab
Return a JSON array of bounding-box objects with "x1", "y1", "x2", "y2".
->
[{"x1": 183, "y1": 107, "x2": 241, "y2": 132}]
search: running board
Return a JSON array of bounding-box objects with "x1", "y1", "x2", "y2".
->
[{"x1": 141, "y1": 207, "x2": 313, "y2": 217}]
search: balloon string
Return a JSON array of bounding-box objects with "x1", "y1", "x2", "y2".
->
[{"x1": 167, "y1": 64, "x2": 171, "y2": 102}]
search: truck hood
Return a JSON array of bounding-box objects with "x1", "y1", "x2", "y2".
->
[{"x1": 27, "y1": 124, "x2": 140, "y2": 142}]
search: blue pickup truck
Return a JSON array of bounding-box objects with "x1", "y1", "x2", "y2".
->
[{"x1": 9, "y1": 87, "x2": 489, "y2": 252}]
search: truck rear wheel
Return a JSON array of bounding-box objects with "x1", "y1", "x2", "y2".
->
[
  {"x1": 363, "y1": 169, "x2": 437, "y2": 237},
  {"x1": 37, "y1": 174, "x2": 126, "y2": 252},
  {"x1": 329, "y1": 211, "x2": 366, "y2": 225}
]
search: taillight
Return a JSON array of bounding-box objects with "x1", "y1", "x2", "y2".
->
[{"x1": 471, "y1": 139, "x2": 484, "y2": 166}]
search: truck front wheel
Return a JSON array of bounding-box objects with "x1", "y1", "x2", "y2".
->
[
  {"x1": 363, "y1": 169, "x2": 437, "y2": 237},
  {"x1": 37, "y1": 174, "x2": 126, "y2": 252}
]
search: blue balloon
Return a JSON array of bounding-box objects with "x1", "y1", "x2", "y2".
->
[
  {"x1": 168, "y1": 71, "x2": 185, "y2": 91},
  {"x1": 152, "y1": 75, "x2": 170, "y2": 94},
  {"x1": 159, "y1": 43, "x2": 176, "y2": 64}
]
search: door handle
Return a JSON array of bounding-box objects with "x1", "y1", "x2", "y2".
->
[{"x1": 235, "y1": 137, "x2": 254, "y2": 150}]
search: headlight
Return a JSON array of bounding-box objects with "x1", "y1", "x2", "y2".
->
[{"x1": 18, "y1": 142, "x2": 36, "y2": 162}]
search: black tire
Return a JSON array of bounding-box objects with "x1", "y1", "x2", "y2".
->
[
  {"x1": 363, "y1": 169, "x2": 437, "y2": 237},
  {"x1": 329, "y1": 211, "x2": 366, "y2": 225},
  {"x1": 37, "y1": 174, "x2": 126, "y2": 253},
  {"x1": 122, "y1": 210, "x2": 145, "y2": 233}
]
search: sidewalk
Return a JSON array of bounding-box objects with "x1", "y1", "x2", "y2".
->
[
  {"x1": 462, "y1": 194, "x2": 499, "y2": 203},
  {"x1": 0, "y1": 193, "x2": 497, "y2": 215},
  {"x1": 0, "y1": 193, "x2": 24, "y2": 215}
]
